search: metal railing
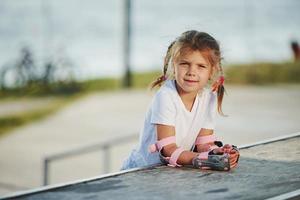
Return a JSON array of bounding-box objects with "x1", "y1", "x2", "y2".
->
[{"x1": 43, "y1": 134, "x2": 139, "y2": 186}]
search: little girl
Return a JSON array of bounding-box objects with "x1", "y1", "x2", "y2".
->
[{"x1": 121, "y1": 30, "x2": 239, "y2": 171}]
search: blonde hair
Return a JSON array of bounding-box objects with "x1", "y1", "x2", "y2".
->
[{"x1": 151, "y1": 30, "x2": 225, "y2": 115}]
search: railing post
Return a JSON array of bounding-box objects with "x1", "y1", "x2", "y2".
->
[
  {"x1": 123, "y1": 0, "x2": 132, "y2": 88},
  {"x1": 43, "y1": 158, "x2": 49, "y2": 186},
  {"x1": 102, "y1": 145, "x2": 110, "y2": 174}
]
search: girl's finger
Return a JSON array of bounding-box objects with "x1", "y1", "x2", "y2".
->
[
  {"x1": 230, "y1": 157, "x2": 236, "y2": 163},
  {"x1": 229, "y1": 154, "x2": 238, "y2": 160},
  {"x1": 230, "y1": 149, "x2": 238, "y2": 154},
  {"x1": 229, "y1": 156, "x2": 238, "y2": 164},
  {"x1": 230, "y1": 158, "x2": 237, "y2": 166},
  {"x1": 230, "y1": 162, "x2": 238, "y2": 169}
]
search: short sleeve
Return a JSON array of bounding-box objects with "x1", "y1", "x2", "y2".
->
[
  {"x1": 201, "y1": 91, "x2": 217, "y2": 129},
  {"x1": 150, "y1": 91, "x2": 176, "y2": 126}
]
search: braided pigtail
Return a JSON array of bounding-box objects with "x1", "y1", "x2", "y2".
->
[
  {"x1": 150, "y1": 41, "x2": 176, "y2": 89},
  {"x1": 211, "y1": 64, "x2": 226, "y2": 116}
]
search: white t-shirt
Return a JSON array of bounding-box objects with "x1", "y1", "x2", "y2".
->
[{"x1": 121, "y1": 80, "x2": 217, "y2": 170}]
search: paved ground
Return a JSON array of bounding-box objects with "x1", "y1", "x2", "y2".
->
[
  {"x1": 4, "y1": 136, "x2": 300, "y2": 200},
  {"x1": 0, "y1": 84, "x2": 299, "y2": 197}
]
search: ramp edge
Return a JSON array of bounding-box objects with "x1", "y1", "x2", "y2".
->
[{"x1": 1, "y1": 132, "x2": 300, "y2": 199}]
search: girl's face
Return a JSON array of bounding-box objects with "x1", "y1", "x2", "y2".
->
[{"x1": 173, "y1": 49, "x2": 212, "y2": 96}]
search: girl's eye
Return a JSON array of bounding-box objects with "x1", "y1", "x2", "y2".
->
[
  {"x1": 179, "y1": 62, "x2": 189, "y2": 66},
  {"x1": 198, "y1": 65, "x2": 207, "y2": 68}
]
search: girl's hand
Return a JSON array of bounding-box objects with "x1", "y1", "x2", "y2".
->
[
  {"x1": 224, "y1": 144, "x2": 240, "y2": 169},
  {"x1": 212, "y1": 144, "x2": 240, "y2": 169},
  {"x1": 228, "y1": 149, "x2": 239, "y2": 169}
]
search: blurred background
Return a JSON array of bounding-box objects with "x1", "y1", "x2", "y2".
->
[{"x1": 0, "y1": 0, "x2": 299, "y2": 197}]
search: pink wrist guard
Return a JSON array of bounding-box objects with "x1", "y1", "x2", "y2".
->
[{"x1": 149, "y1": 136, "x2": 184, "y2": 167}]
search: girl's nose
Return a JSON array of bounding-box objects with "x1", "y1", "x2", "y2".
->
[{"x1": 187, "y1": 66, "x2": 196, "y2": 76}]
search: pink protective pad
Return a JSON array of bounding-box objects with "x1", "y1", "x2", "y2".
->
[
  {"x1": 148, "y1": 136, "x2": 176, "y2": 153},
  {"x1": 197, "y1": 151, "x2": 209, "y2": 159},
  {"x1": 196, "y1": 145, "x2": 219, "y2": 160},
  {"x1": 198, "y1": 145, "x2": 223, "y2": 160},
  {"x1": 195, "y1": 134, "x2": 217, "y2": 145},
  {"x1": 168, "y1": 147, "x2": 185, "y2": 167}
]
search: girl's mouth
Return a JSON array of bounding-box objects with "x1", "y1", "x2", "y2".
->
[{"x1": 184, "y1": 79, "x2": 199, "y2": 83}]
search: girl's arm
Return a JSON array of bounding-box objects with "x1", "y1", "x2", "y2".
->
[
  {"x1": 157, "y1": 125, "x2": 239, "y2": 168},
  {"x1": 156, "y1": 124, "x2": 198, "y2": 165},
  {"x1": 195, "y1": 128, "x2": 214, "y2": 153}
]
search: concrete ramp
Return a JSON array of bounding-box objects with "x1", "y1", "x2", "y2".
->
[{"x1": 2, "y1": 134, "x2": 300, "y2": 200}]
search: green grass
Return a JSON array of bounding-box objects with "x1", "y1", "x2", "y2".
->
[
  {"x1": 78, "y1": 77, "x2": 121, "y2": 92},
  {"x1": 132, "y1": 71, "x2": 161, "y2": 89},
  {"x1": 0, "y1": 82, "x2": 81, "y2": 98},
  {"x1": 224, "y1": 61, "x2": 300, "y2": 85}
]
